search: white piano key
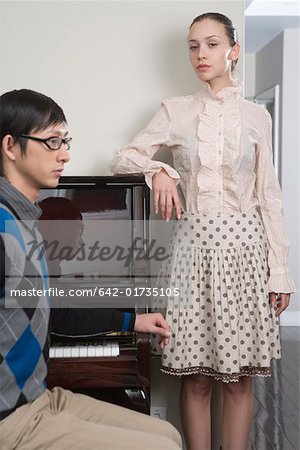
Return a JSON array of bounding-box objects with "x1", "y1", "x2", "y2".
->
[
  {"x1": 55, "y1": 347, "x2": 64, "y2": 358},
  {"x1": 86, "y1": 345, "x2": 95, "y2": 357},
  {"x1": 111, "y1": 342, "x2": 120, "y2": 356},
  {"x1": 49, "y1": 347, "x2": 55, "y2": 358},
  {"x1": 63, "y1": 347, "x2": 72, "y2": 358},
  {"x1": 79, "y1": 346, "x2": 88, "y2": 357},
  {"x1": 103, "y1": 341, "x2": 112, "y2": 357},
  {"x1": 95, "y1": 345, "x2": 104, "y2": 357},
  {"x1": 71, "y1": 346, "x2": 80, "y2": 357}
]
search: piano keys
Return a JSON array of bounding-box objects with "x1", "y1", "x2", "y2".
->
[{"x1": 50, "y1": 340, "x2": 120, "y2": 358}]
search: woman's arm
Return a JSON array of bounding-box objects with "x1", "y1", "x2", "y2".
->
[
  {"x1": 255, "y1": 108, "x2": 296, "y2": 296},
  {"x1": 111, "y1": 101, "x2": 182, "y2": 220},
  {"x1": 110, "y1": 102, "x2": 181, "y2": 190}
]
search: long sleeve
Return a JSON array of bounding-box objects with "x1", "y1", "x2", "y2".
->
[
  {"x1": 255, "y1": 109, "x2": 296, "y2": 294},
  {"x1": 110, "y1": 102, "x2": 180, "y2": 189},
  {"x1": 50, "y1": 308, "x2": 135, "y2": 337}
]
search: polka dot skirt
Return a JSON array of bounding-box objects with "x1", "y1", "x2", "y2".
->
[{"x1": 152, "y1": 208, "x2": 281, "y2": 383}]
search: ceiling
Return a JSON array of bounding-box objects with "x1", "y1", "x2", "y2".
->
[{"x1": 245, "y1": 0, "x2": 300, "y2": 53}]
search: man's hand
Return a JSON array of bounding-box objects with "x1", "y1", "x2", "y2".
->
[
  {"x1": 152, "y1": 169, "x2": 182, "y2": 222},
  {"x1": 269, "y1": 292, "x2": 290, "y2": 316},
  {"x1": 134, "y1": 312, "x2": 171, "y2": 349}
]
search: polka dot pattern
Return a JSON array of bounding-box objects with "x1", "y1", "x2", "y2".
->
[{"x1": 152, "y1": 208, "x2": 281, "y2": 383}]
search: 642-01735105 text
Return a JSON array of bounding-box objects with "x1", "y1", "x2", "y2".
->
[{"x1": 9, "y1": 287, "x2": 180, "y2": 298}]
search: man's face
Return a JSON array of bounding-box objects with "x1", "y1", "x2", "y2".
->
[{"x1": 13, "y1": 123, "x2": 70, "y2": 201}]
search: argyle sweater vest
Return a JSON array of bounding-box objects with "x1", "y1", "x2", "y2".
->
[{"x1": 0, "y1": 200, "x2": 50, "y2": 421}]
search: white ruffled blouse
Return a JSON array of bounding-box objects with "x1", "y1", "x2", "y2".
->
[{"x1": 111, "y1": 79, "x2": 296, "y2": 294}]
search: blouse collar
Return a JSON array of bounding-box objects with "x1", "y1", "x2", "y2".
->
[{"x1": 199, "y1": 78, "x2": 243, "y2": 102}]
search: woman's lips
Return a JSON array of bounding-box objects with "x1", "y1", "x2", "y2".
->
[{"x1": 197, "y1": 64, "x2": 211, "y2": 72}]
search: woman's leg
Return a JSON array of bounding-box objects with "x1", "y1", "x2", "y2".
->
[
  {"x1": 221, "y1": 376, "x2": 253, "y2": 450},
  {"x1": 180, "y1": 373, "x2": 213, "y2": 450}
]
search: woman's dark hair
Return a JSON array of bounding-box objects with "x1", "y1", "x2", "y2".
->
[
  {"x1": 0, "y1": 89, "x2": 66, "y2": 175},
  {"x1": 190, "y1": 12, "x2": 239, "y2": 71}
]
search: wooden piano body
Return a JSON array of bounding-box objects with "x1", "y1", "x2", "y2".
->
[
  {"x1": 47, "y1": 332, "x2": 150, "y2": 414},
  {"x1": 40, "y1": 175, "x2": 151, "y2": 414}
]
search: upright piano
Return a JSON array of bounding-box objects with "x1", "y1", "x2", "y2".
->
[{"x1": 39, "y1": 175, "x2": 151, "y2": 414}]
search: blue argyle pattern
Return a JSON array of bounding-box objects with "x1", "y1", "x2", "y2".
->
[
  {"x1": 0, "y1": 204, "x2": 49, "y2": 420},
  {"x1": 6, "y1": 324, "x2": 42, "y2": 390}
]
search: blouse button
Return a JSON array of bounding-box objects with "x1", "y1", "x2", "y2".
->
[
  {"x1": 219, "y1": 113, "x2": 223, "y2": 118},
  {"x1": 218, "y1": 131, "x2": 222, "y2": 136}
]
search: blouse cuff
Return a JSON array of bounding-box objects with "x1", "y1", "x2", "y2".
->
[
  {"x1": 144, "y1": 162, "x2": 181, "y2": 190},
  {"x1": 268, "y1": 271, "x2": 297, "y2": 294}
]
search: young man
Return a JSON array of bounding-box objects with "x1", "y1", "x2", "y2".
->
[{"x1": 0, "y1": 89, "x2": 182, "y2": 450}]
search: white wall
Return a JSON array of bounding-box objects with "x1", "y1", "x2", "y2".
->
[
  {"x1": 255, "y1": 30, "x2": 299, "y2": 322},
  {"x1": 244, "y1": 52, "x2": 256, "y2": 99},
  {"x1": 0, "y1": 0, "x2": 243, "y2": 177},
  {"x1": 255, "y1": 32, "x2": 284, "y2": 96}
]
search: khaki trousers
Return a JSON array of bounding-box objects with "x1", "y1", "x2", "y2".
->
[{"x1": 0, "y1": 387, "x2": 182, "y2": 450}]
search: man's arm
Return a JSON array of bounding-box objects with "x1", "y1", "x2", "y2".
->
[
  {"x1": 50, "y1": 309, "x2": 170, "y2": 348},
  {"x1": 50, "y1": 308, "x2": 135, "y2": 336}
]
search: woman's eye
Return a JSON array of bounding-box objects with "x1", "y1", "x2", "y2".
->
[
  {"x1": 208, "y1": 43, "x2": 217, "y2": 48},
  {"x1": 189, "y1": 46, "x2": 198, "y2": 51}
]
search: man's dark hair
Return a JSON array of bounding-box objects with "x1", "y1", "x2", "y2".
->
[{"x1": 0, "y1": 89, "x2": 66, "y2": 176}]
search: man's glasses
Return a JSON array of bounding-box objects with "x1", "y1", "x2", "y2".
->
[{"x1": 20, "y1": 134, "x2": 72, "y2": 151}]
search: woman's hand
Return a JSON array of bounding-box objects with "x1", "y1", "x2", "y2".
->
[
  {"x1": 269, "y1": 292, "x2": 290, "y2": 316},
  {"x1": 152, "y1": 169, "x2": 182, "y2": 221}
]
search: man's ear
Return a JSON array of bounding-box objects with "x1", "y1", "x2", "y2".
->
[{"x1": 1, "y1": 135, "x2": 18, "y2": 162}]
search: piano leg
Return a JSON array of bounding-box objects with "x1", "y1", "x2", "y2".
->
[
  {"x1": 74, "y1": 387, "x2": 150, "y2": 415},
  {"x1": 125, "y1": 388, "x2": 150, "y2": 414}
]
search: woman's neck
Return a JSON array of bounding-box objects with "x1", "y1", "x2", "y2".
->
[{"x1": 208, "y1": 74, "x2": 235, "y2": 93}]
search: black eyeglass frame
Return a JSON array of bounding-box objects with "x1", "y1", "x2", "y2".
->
[{"x1": 19, "y1": 134, "x2": 72, "y2": 151}]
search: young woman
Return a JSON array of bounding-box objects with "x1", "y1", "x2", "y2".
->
[{"x1": 111, "y1": 13, "x2": 296, "y2": 450}]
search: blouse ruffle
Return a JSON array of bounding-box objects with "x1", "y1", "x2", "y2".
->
[
  {"x1": 196, "y1": 92, "x2": 242, "y2": 210},
  {"x1": 268, "y1": 272, "x2": 297, "y2": 294}
]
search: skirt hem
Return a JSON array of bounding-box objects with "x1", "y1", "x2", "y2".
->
[{"x1": 160, "y1": 360, "x2": 280, "y2": 383}]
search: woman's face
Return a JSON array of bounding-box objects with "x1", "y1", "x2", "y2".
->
[{"x1": 188, "y1": 18, "x2": 239, "y2": 84}]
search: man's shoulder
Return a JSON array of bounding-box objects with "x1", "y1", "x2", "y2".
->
[
  {"x1": 0, "y1": 200, "x2": 17, "y2": 237},
  {"x1": 0, "y1": 201, "x2": 26, "y2": 254},
  {"x1": 0, "y1": 196, "x2": 17, "y2": 219}
]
